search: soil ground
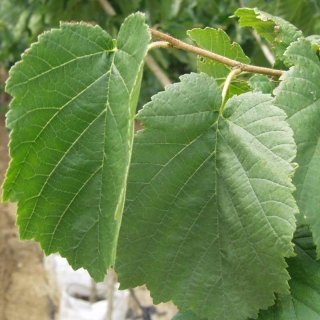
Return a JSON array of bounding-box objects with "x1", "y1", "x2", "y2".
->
[
  {"x1": 0, "y1": 114, "x2": 51, "y2": 320},
  {"x1": 0, "y1": 114, "x2": 177, "y2": 320}
]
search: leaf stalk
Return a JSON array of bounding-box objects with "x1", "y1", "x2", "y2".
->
[
  {"x1": 221, "y1": 67, "x2": 242, "y2": 113},
  {"x1": 148, "y1": 41, "x2": 172, "y2": 51}
]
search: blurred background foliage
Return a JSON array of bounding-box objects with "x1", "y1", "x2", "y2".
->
[{"x1": 0, "y1": 0, "x2": 320, "y2": 111}]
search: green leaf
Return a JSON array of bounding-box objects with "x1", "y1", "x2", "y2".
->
[
  {"x1": 245, "y1": 0, "x2": 317, "y2": 35},
  {"x1": 254, "y1": 227, "x2": 320, "y2": 319},
  {"x1": 172, "y1": 310, "x2": 204, "y2": 320},
  {"x1": 307, "y1": 35, "x2": 320, "y2": 51},
  {"x1": 249, "y1": 75, "x2": 278, "y2": 94},
  {"x1": 274, "y1": 38, "x2": 320, "y2": 255},
  {"x1": 117, "y1": 73, "x2": 297, "y2": 319},
  {"x1": 117, "y1": 0, "x2": 142, "y2": 15},
  {"x1": 188, "y1": 28, "x2": 250, "y2": 78},
  {"x1": 145, "y1": 0, "x2": 183, "y2": 24},
  {"x1": 188, "y1": 28, "x2": 250, "y2": 99},
  {"x1": 234, "y1": 8, "x2": 303, "y2": 62},
  {"x1": 3, "y1": 13, "x2": 150, "y2": 281}
]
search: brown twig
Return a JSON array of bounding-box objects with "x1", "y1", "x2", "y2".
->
[
  {"x1": 106, "y1": 269, "x2": 116, "y2": 320},
  {"x1": 98, "y1": 0, "x2": 116, "y2": 15},
  {"x1": 90, "y1": 278, "x2": 96, "y2": 304},
  {"x1": 149, "y1": 28, "x2": 284, "y2": 77},
  {"x1": 251, "y1": 30, "x2": 275, "y2": 66},
  {"x1": 145, "y1": 55, "x2": 172, "y2": 88}
]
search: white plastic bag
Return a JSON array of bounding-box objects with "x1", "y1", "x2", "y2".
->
[
  {"x1": 58, "y1": 283, "x2": 129, "y2": 320},
  {"x1": 44, "y1": 254, "x2": 129, "y2": 320}
]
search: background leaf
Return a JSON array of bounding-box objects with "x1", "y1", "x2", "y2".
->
[
  {"x1": 117, "y1": 73, "x2": 297, "y2": 319},
  {"x1": 234, "y1": 8, "x2": 303, "y2": 65},
  {"x1": 249, "y1": 75, "x2": 278, "y2": 94},
  {"x1": 244, "y1": 0, "x2": 320, "y2": 36},
  {"x1": 188, "y1": 28, "x2": 250, "y2": 99},
  {"x1": 274, "y1": 38, "x2": 320, "y2": 257},
  {"x1": 254, "y1": 227, "x2": 320, "y2": 319},
  {"x1": 3, "y1": 13, "x2": 150, "y2": 281}
]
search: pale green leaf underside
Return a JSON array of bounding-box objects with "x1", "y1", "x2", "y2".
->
[
  {"x1": 234, "y1": 8, "x2": 303, "y2": 61},
  {"x1": 274, "y1": 38, "x2": 320, "y2": 258},
  {"x1": 255, "y1": 227, "x2": 320, "y2": 320},
  {"x1": 3, "y1": 14, "x2": 150, "y2": 281},
  {"x1": 188, "y1": 28, "x2": 250, "y2": 99},
  {"x1": 307, "y1": 35, "x2": 320, "y2": 51},
  {"x1": 117, "y1": 73, "x2": 297, "y2": 320}
]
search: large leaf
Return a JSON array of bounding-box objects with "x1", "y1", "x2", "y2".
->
[
  {"x1": 117, "y1": 73, "x2": 297, "y2": 319},
  {"x1": 188, "y1": 28, "x2": 250, "y2": 99},
  {"x1": 172, "y1": 310, "x2": 204, "y2": 320},
  {"x1": 2, "y1": 13, "x2": 150, "y2": 281},
  {"x1": 234, "y1": 8, "x2": 303, "y2": 63},
  {"x1": 274, "y1": 38, "x2": 320, "y2": 256},
  {"x1": 255, "y1": 227, "x2": 320, "y2": 319}
]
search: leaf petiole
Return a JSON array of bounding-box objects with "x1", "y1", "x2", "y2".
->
[
  {"x1": 148, "y1": 41, "x2": 172, "y2": 51},
  {"x1": 220, "y1": 67, "x2": 242, "y2": 114}
]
